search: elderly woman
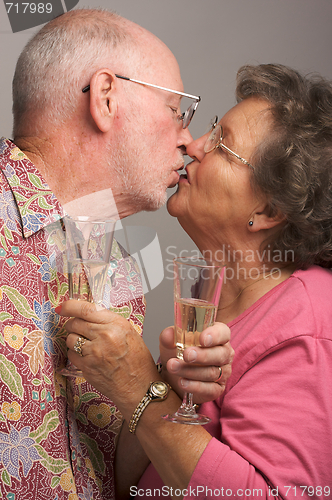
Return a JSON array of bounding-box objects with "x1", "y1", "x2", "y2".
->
[{"x1": 59, "y1": 64, "x2": 332, "y2": 498}]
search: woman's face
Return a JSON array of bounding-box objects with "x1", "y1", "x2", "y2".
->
[{"x1": 167, "y1": 97, "x2": 272, "y2": 246}]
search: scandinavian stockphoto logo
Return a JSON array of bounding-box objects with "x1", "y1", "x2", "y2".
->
[
  {"x1": 62, "y1": 189, "x2": 165, "y2": 296},
  {"x1": 4, "y1": 0, "x2": 79, "y2": 33},
  {"x1": 114, "y1": 223, "x2": 164, "y2": 295}
]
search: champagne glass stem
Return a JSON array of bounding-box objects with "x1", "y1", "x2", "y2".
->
[{"x1": 178, "y1": 392, "x2": 196, "y2": 415}]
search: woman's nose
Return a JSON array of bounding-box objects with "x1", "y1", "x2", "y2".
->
[{"x1": 186, "y1": 133, "x2": 207, "y2": 162}]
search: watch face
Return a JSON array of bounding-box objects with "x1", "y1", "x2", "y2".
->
[{"x1": 151, "y1": 381, "x2": 168, "y2": 398}]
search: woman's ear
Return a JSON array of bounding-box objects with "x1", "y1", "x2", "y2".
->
[
  {"x1": 248, "y1": 203, "x2": 286, "y2": 232},
  {"x1": 88, "y1": 69, "x2": 118, "y2": 133}
]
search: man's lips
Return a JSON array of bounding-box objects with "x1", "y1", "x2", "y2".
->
[{"x1": 168, "y1": 162, "x2": 193, "y2": 188}]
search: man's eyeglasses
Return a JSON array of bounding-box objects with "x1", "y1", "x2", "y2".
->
[
  {"x1": 204, "y1": 116, "x2": 254, "y2": 169},
  {"x1": 82, "y1": 75, "x2": 201, "y2": 129}
]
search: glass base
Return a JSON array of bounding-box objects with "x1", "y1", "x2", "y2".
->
[
  {"x1": 162, "y1": 392, "x2": 211, "y2": 425},
  {"x1": 162, "y1": 412, "x2": 211, "y2": 425}
]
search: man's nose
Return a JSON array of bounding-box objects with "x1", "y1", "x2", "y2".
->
[
  {"x1": 179, "y1": 126, "x2": 193, "y2": 147},
  {"x1": 177, "y1": 126, "x2": 194, "y2": 157}
]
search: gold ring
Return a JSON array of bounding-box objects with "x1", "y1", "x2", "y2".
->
[
  {"x1": 73, "y1": 337, "x2": 86, "y2": 357},
  {"x1": 215, "y1": 366, "x2": 223, "y2": 383}
]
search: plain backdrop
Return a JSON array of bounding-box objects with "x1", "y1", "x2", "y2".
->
[{"x1": 1, "y1": 0, "x2": 332, "y2": 359}]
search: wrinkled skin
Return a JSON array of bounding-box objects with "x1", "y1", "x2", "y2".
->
[{"x1": 59, "y1": 300, "x2": 233, "y2": 408}]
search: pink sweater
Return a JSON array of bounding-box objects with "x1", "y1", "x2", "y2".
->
[{"x1": 137, "y1": 266, "x2": 332, "y2": 499}]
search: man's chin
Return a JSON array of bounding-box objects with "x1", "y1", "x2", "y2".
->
[{"x1": 142, "y1": 192, "x2": 167, "y2": 212}]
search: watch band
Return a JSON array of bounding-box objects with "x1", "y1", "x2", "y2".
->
[
  {"x1": 128, "y1": 393, "x2": 152, "y2": 434},
  {"x1": 128, "y1": 381, "x2": 170, "y2": 434}
]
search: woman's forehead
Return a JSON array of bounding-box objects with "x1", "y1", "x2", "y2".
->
[{"x1": 220, "y1": 98, "x2": 272, "y2": 141}]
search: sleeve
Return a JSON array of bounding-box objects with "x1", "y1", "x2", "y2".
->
[{"x1": 187, "y1": 336, "x2": 332, "y2": 499}]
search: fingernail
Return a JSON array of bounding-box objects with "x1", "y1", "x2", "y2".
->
[
  {"x1": 187, "y1": 350, "x2": 197, "y2": 363},
  {"x1": 180, "y1": 378, "x2": 189, "y2": 389},
  {"x1": 204, "y1": 334, "x2": 212, "y2": 347},
  {"x1": 55, "y1": 305, "x2": 62, "y2": 314},
  {"x1": 171, "y1": 359, "x2": 181, "y2": 372}
]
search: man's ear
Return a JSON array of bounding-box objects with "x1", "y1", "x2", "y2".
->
[
  {"x1": 248, "y1": 203, "x2": 286, "y2": 232},
  {"x1": 88, "y1": 69, "x2": 118, "y2": 133}
]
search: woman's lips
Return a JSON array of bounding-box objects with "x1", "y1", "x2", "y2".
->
[
  {"x1": 183, "y1": 160, "x2": 196, "y2": 184},
  {"x1": 168, "y1": 170, "x2": 181, "y2": 188},
  {"x1": 179, "y1": 164, "x2": 192, "y2": 184},
  {"x1": 170, "y1": 162, "x2": 193, "y2": 187}
]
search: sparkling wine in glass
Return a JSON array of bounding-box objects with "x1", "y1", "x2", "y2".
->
[
  {"x1": 58, "y1": 215, "x2": 116, "y2": 377},
  {"x1": 163, "y1": 257, "x2": 224, "y2": 425}
]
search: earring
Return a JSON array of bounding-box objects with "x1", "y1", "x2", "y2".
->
[{"x1": 248, "y1": 220, "x2": 253, "y2": 227}]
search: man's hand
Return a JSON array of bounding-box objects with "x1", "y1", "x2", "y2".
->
[{"x1": 58, "y1": 300, "x2": 157, "y2": 414}]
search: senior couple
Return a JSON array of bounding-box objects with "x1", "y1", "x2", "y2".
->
[{"x1": 1, "y1": 7, "x2": 331, "y2": 500}]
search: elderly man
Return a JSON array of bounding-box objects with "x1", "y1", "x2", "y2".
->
[{"x1": 0, "y1": 9, "x2": 232, "y2": 500}]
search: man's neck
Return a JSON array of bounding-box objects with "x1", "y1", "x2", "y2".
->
[
  {"x1": 13, "y1": 135, "x2": 139, "y2": 220},
  {"x1": 14, "y1": 135, "x2": 74, "y2": 202}
]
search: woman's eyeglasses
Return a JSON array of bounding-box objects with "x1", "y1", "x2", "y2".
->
[{"x1": 204, "y1": 116, "x2": 254, "y2": 169}]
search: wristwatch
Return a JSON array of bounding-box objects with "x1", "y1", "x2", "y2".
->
[{"x1": 128, "y1": 381, "x2": 171, "y2": 434}]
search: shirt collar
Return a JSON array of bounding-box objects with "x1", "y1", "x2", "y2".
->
[{"x1": 0, "y1": 138, "x2": 65, "y2": 238}]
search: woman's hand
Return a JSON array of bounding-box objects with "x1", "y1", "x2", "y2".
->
[{"x1": 159, "y1": 323, "x2": 234, "y2": 404}]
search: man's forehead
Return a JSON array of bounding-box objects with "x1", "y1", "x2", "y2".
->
[
  {"x1": 145, "y1": 56, "x2": 183, "y2": 92},
  {"x1": 130, "y1": 28, "x2": 183, "y2": 91}
]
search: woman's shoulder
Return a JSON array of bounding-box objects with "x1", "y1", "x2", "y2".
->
[
  {"x1": 226, "y1": 265, "x2": 332, "y2": 392},
  {"x1": 292, "y1": 264, "x2": 332, "y2": 285},
  {"x1": 290, "y1": 265, "x2": 332, "y2": 304},
  {"x1": 287, "y1": 266, "x2": 332, "y2": 330},
  {"x1": 261, "y1": 265, "x2": 332, "y2": 340},
  {"x1": 230, "y1": 265, "x2": 332, "y2": 345}
]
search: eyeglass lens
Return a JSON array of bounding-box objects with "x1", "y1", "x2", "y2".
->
[
  {"x1": 204, "y1": 124, "x2": 222, "y2": 153},
  {"x1": 182, "y1": 101, "x2": 199, "y2": 129}
]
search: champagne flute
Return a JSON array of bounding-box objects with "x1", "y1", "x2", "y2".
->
[
  {"x1": 58, "y1": 215, "x2": 116, "y2": 377},
  {"x1": 163, "y1": 257, "x2": 224, "y2": 425}
]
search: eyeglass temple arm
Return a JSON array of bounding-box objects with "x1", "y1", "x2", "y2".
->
[
  {"x1": 218, "y1": 143, "x2": 252, "y2": 167},
  {"x1": 82, "y1": 75, "x2": 201, "y2": 101},
  {"x1": 116, "y1": 76, "x2": 201, "y2": 101}
]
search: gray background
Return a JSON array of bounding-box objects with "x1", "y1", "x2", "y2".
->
[{"x1": 1, "y1": 0, "x2": 332, "y2": 359}]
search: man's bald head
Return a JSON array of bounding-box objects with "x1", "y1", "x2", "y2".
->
[{"x1": 12, "y1": 8, "x2": 172, "y2": 136}]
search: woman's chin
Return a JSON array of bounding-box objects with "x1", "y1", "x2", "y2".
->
[{"x1": 166, "y1": 191, "x2": 181, "y2": 217}]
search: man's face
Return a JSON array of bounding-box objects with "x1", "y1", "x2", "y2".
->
[{"x1": 111, "y1": 46, "x2": 193, "y2": 213}]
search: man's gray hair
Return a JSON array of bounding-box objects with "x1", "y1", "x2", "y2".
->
[{"x1": 12, "y1": 9, "x2": 134, "y2": 136}]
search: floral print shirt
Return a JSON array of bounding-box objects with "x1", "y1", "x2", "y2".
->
[{"x1": 0, "y1": 138, "x2": 146, "y2": 500}]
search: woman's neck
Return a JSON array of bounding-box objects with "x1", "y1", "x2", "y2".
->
[{"x1": 216, "y1": 263, "x2": 295, "y2": 324}]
